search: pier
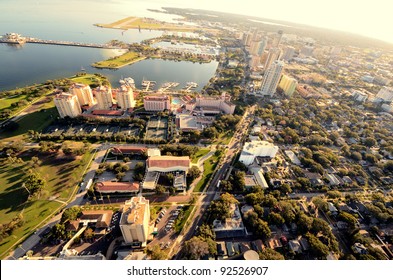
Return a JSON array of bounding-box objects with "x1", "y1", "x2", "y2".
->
[
  {"x1": 0, "y1": 33, "x2": 128, "y2": 49},
  {"x1": 141, "y1": 80, "x2": 156, "y2": 92},
  {"x1": 158, "y1": 82, "x2": 179, "y2": 93},
  {"x1": 182, "y1": 82, "x2": 198, "y2": 93}
]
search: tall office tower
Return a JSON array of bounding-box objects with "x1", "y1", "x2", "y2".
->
[
  {"x1": 272, "y1": 30, "x2": 283, "y2": 47},
  {"x1": 250, "y1": 40, "x2": 261, "y2": 56},
  {"x1": 260, "y1": 60, "x2": 285, "y2": 96},
  {"x1": 119, "y1": 197, "x2": 150, "y2": 247},
  {"x1": 245, "y1": 32, "x2": 253, "y2": 47},
  {"x1": 94, "y1": 86, "x2": 113, "y2": 109},
  {"x1": 54, "y1": 92, "x2": 82, "y2": 118},
  {"x1": 258, "y1": 37, "x2": 268, "y2": 56},
  {"x1": 263, "y1": 47, "x2": 282, "y2": 72},
  {"x1": 116, "y1": 85, "x2": 135, "y2": 109},
  {"x1": 281, "y1": 46, "x2": 296, "y2": 62},
  {"x1": 376, "y1": 86, "x2": 393, "y2": 102},
  {"x1": 300, "y1": 44, "x2": 314, "y2": 57},
  {"x1": 249, "y1": 55, "x2": 261, "y2": 69},
  {"x1": 69, "y1": 83, "x2": 95, "y2": 106},
  {"x1": 279, "y1": 75, "x2": 298, "y2": 97}
]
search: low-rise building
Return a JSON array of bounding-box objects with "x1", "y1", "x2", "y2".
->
[
  {"x1": 143, "y1": 95, "x2": 171, "y2": 111},
  {"x1": 239, "y1": 140, "x2": 279, "y2": 166}
]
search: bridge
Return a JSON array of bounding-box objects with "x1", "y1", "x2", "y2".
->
[{"x1": 0, "y1": 33, "x2": 128, "y2": 49}]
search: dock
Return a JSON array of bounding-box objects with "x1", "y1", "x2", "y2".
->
[
  {"x1": 0, "y1": 33, "x2": 128, "y2": 49},
  {"x1": 158, "y1": 82, "x2": 179, "y2": 93},
  {"x1": 141, "y1": 80, "x2": 156, "y2": 92},
  {"x1": 182, "y1": 82, "x2": 198, "y2": 92}
]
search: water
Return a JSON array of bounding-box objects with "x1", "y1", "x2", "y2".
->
[{"x1": 0, "y1": 0, "x2": 218, "y2": 91}]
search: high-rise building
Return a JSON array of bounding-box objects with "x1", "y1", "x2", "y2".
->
[
  {"x1": 376, "y1": 86, "x2": 393, "y2": 102},
  {"x1": 263, "y1": 47, "x2": 282, "y2": 72},
  {"x1": 300, "y1": 45, "x2": 314, "y2": 57},
  {"x1": 260, "y1": 60, "x2": 285, "y2": 96},
  {"x1": 116, "y1": 85, "x2": 135, "y2": 110},
  {"x1": 279, "y1": 75, "x2": 298, "y2": 97},
  {"x1": 249, "y1": 55, "x2": 261, "y2": 69},
  {"x1": 69, "y1": 83, "x2": 95, "y2": 106},
  {"x1": 94, "y1": 86, "x2": 113, "y2": 109},
  {"x1": 143, "y1": 95, "x2": 171, "y2": 111},
  {"x1": 119, "y1": 197, "x2": 150, "y2": 247},
  {"x1": 54, "y1": 92, "x2": 81, "y2": 118},
  {"x1": 258, "y1": 37, "x2": 268, "y2": 56},
  {"x1": 281, "y1": 46, "x2": 296, "y2": 62},
  {"x1": 271, "y1": 30, "x2": 283, "y2": 47}
]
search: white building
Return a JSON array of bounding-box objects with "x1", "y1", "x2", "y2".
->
[
  {"x1": 69, "y1": 83, "x2": 95, "y2": 106},
  {"x1": 279, "y1": 75, "x2": 298, "y2": 97},
  {"x1": 376, "y1": 86, "x2": 393, "y2": 102},
  {"x1": 143, "y1": 95, "x2": 171, "y2": 111},
  {"x1": 116, "y1": 86, "x2": 135, "y2": 110},
  {"x1": 260, "y1": 60, "x2": 285, "y2": 96},
  {"x1": 239, "y1": 140, "x2": 279, "y2": 165},
  {"x1": 119, "y1": 197, "x2": 150, "y2": 247},
  {"x1": 54, "y1": 92, "x2": 81, "y2": 118},
  {"x1": 94, "y1": 86, "x2": 113, "y2": 109},
  {"x1": 352, "y1": 90, "x2": 368, "y2": 102}
]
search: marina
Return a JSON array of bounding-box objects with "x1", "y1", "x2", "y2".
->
[
  {"x1": 158, "y1": 82, "x2": 180, "y2": 93},
  {"x1": 141, "y1": 79, "x2": 156, "y2": 91}
]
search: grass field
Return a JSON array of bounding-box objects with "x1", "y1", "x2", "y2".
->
[
  {"x1": 0, "y1": 94, "x2": 28, "y2": 111},
  {"x1": 174, "y1": 204, "x2": 194, "y2": 233},
  {"x1": 0, "y1": 150, "x2": 94, "y2": 257},
  {"x1": 0, "y1": 106, "x2": 58, "y2": 140},
  {"x1": 193, "y1": 154, "x2": 220, "y2": 193},
  {"x1": 191, "y1": 148, "x2": 210, "y2": 164},
  {"x1": 69, "y1": 74, "x2": 109, "y2": 86},
  {"x1": 91, "y1": 51, "x2": 145, "y2": 69}
]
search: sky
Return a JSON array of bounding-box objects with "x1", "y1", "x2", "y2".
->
[{"x1": 146, "y1": 0, "x2": 393, "y2": 44}]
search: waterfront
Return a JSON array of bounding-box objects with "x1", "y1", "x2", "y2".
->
[{"x1": 0, "y1": 0, "x2": 217, "y2": 91}]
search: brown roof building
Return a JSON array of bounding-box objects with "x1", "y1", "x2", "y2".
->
[
  {"x1": 111, "y1": 146, "x2": 147, "y2": 156},
  {"x1": 80, "y1": 210, "x2": 113, "y2": 228},
  {"x1": 146, "y1": 156, "x2": 190, "y2": 173},
  {"x1": 95, "y1": 181, "x2": 140, "y2": 193}
]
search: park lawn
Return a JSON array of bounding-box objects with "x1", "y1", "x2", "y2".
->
[
  {"x1": 215, "y1": 131, "x2": 234, "y2": 146},
  {"x1": 0, "y1": 150, "x2": 95, "y2": 257},
  {"x1": 91, "y1": 51, "x2": 145, "y2": 69},
  {"x1": 174, "y1": 204, "x2": 194, "y2": 233},
  {"x1": 191, "y1": 148, "x2": 210, "y2": 164},
  {"x1": 69, "y1": 74, "x2": 108, "y2": 86},
  {"x1": 0, "y1": 94, "x2": 28, "y2": 111},
  {"x1": 0, "y1": 106, "x2": 58, "y2": 140},
  {"x1": 193, "y1": 154, "x2": 220, "y2": 193},
  {"x1": 0, "y1": 200, "x2": 62, "y2": 258}
]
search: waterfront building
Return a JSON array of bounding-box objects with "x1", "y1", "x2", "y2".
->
[
  {"x1": 263, "y1": 47, "x2": 282, "y2": 72},
  {"x1": 260, "y1": 60, "x2": 285, "y2": 96},
  {"x1": 94, "y1": 86, "x2": 113, "y2": 109},
  {"x1": 376, "y1": 86, "x2": 393, "y2": 102},
  {"x1": 281, "y1": 46, "x2": 296, "y2": 62},
  {"x1": 54, "y1": 92, "x2": 81, "y2": 118},
  {"x1": 69, "y1": 83, "x2": 95, "y2": 106},
  {"x1": 143, "y1": 95, "x2": 171, "y2": 111},
  {"x1": 279, "y1": 75, "x2": 298, "y2": 97},
  {"x1": 115, "y1": 85, "x2": 135, "y2": 109},
  {"x1": 119, "y1": 197, "x2": 150, "y2": 247},
  {"x1": 186, "y1": 92, "x2": 236, "y2": 114},
  {"x1": 239, "y1": 139, "x2": 279, "y2": 166}
]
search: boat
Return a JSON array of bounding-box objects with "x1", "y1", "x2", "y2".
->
[
  {"x1": 0, "y1": 33, "x2": 27, "y2": 44},
  {"x1": 120, "y1": 77, "x2": 135, "y2": 88}
]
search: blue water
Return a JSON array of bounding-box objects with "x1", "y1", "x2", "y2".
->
[{"x1": 0, "y1": 0, "x2": 218, "y2": 91}]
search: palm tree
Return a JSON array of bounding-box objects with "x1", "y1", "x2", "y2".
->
[{"x1": 107, "y1": 194, "x2": 111, "y2": 204}]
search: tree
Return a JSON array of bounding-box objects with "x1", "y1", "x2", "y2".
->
[
  {"x1": 220, "y1": 180, "x2": 233, "y2": 192},
  {"x1": 187, "y1": 166, "x2": 201, "y2": 184},
  {"x1": 231, "y1": 171, "x2": 245, "y2": 192},
  {"x1": 259, "y1": 248, "x2": 285, "y2": 260},
  {"x1": 268, "y1": 212, "x2": 285, "y2": 226},
  {"x1": 297, "y1": 213, "x2": 313, "y2": 233},
  {"x1": 306, "y1": 233, "x2": 329, "y2": 259},
  {"x1": 84, "y1": 228, "x2": 94, "y2": 240},
  {"x1": 133, "y1": 162, "x2": 145, "y2": 181},
  {"x1": 364, "y1": 137, "x2": 376, "y2": 147},
  {"x1": 196, "y1": 224, "x2": 216, "y2": 240},
  {"x1": 146, "y1": 244, "x2": 168, "y2": 260},
  {"x1": 61, "y1": 206, "x2": 82, "y2": 223},
  {"x1": 184, "y1": 237, "x2": 209, "y2": 259},
  {"x1": 338, "y1": 212, "x2": 358, "y2": 228},
  {"x1": 155, "y1": 185, "x2": 166, "y2": 194},
  {"x1": 24, "y1": 170, "x2": 46, "y2": 197}
]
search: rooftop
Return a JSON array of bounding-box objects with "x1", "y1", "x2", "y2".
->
[{"x1": 95, "y1": 181, "x2": 140, "y2": 193}]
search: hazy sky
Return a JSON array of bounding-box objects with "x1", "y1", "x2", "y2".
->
[{"x1": 147, "y1": 0, "x2": 393, "y2": 43}]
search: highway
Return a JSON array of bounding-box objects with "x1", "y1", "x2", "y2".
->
[{"x1": 171, "y1": 106, "x2": 255, "y2": 259}]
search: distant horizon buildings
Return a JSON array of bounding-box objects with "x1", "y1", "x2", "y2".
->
[
  {"x1": 260, "y1": 60, "x2": 285, "y2": 96},
  {"x1": 376, "y1": 86, "x2": 393, "y2": 102},
  {"x1": 281, "y1": 46, "x2": 296, "y2": 62},
  {"x1": 54, "y1": 92, "x2": 82, "y2": 118}
]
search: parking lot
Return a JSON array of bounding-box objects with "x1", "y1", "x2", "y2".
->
[
  {"x1": 43, "y1": 123, "x2": 140, "y2": 138},
  {"x1": 149, "y1": 205, "x2": 184, "y2": 249}
]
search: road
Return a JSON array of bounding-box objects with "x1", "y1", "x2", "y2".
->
[{"x1": 171, "y1": 106, "x2": 255, "y2": 258}]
